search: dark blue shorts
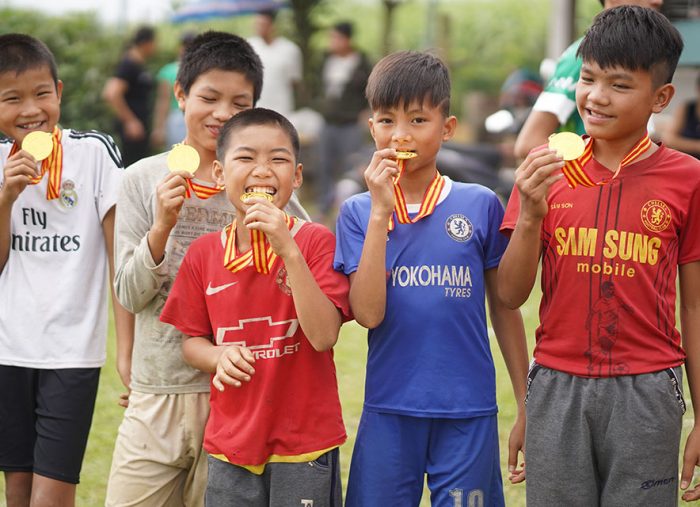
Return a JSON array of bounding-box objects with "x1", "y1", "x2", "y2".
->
[
  {"x1": 0, "y1": 365, "x2": 100, "y2": 484},
  {"x1": 345, "y1": 411, "x2": 504, "y2": 507}
]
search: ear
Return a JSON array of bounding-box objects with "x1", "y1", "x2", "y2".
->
[
  {"x1": 56, "y1": 80, "x2": 64, "y2": 104},
  {"x1": 174, "y1": 81, "x2": 186, "y2": 111},
  {"x1": 368, "y1": 117, "x2": 376, "y2": 142},
  {"x1": 442, "y1": 115, "x2": 457, "y2": 142},
  {"x1": 652, "y1": 83, "x2": 675, "y2": 114},
  {"x1": 292, "y1": 163, "x2": 303, "y2": 190},
  {"x1": 212, "y1": 159, "x2": 225, "y2": 187}
]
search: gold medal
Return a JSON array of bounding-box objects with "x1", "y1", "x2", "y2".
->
[
  {"x1": 548, "y1": 132, "x2": 585, "y2": 161},
  {"x1": 167, "y1": 143, "x2": 199, "y2": 174},
  {"x1": 241, "y1": 191, "x2": 274, "y2": 203},
  {"x1": 395, "y1": 151, "x2": 417, "y2": 160},
  {"x1": 22, "y1": 131, "x2": 53, "y2": 161}
]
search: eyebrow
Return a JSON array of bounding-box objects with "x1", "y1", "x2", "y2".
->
[
  {"x1": 233, "y1": 146, "x2": 292, "y2": 155},
  {"x1": 581, "y1": 65, "x2": 634, "y2": 80}
]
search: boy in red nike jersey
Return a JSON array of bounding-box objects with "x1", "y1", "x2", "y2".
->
[
  {"x1": 160, "y1": 108, "x2": 350, "y2": 507},
  {"x1": 499, "y1": 6, "x2": 700, "y2": 505}
]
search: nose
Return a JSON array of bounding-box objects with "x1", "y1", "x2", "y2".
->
[
  {"x1": 212, "y1": 103, "x2": 234, "y2": 122},
  {"x1": 21, "y1": 98, "x2": 42, "y2": 118},
  {"x1": 391, "y1": 121, "x2": 412, "y2": 144},
  {"x1": 586, "y1": 81, "x2": 609, "y2": 106},
  {"x1": 251, "y1": 160, "x2": 273, "y2": 177}
]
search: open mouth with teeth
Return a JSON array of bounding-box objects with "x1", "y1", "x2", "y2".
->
[
  {"x1": 18, "y1": 121, "x2": 46, "y2": 131},
  {"x1": 241, "y1": 186, "x2": 275, "y2": 203}
]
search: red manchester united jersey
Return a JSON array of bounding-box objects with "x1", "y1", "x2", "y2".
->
[
  {"x1": 502, "y1": 145, "x2": 700, "y2": 377},
  {"x1": 160, "y1": 221, "x2": 350, "y2": 465}
]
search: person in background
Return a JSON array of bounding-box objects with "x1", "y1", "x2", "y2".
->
[
  {"x1": 103, "y1": 25, "x2": 157, "y2": 167},
  {"x1": 247, "y1": 9, "x2": 303, "y2": 118},
  {"x1": 662, "y1": 71, "x2": 700, "y2": 159},
  {"x1": 316, "y1": 21, "x2": 372, "y2": 225},
  {"x1": 150, "y1": 32, "x2": 196, "y2": 151}
]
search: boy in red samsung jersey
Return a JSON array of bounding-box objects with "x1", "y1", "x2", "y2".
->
[
  {"x1": 160, "y1": 107, "x2": 350, "y2": 506},
  {"x1": 498, "y1": 6, "x2": 700, "y2": 505}
]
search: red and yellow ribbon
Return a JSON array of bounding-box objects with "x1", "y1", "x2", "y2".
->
[
  {"x1": 185, "y1": 179, "x2": 224, "y2": 200},
  {"x1": 562, "y1": 133, "x2": 652, "y2": 189},
  {"x1": 388, "y1": 162, "x2": 444, "y2": 231},
  {"x1": 9, "y1": 127, "x2": 63, "y2": 200},
  {"x1": 223, "y1": 214, "x2": 294, "y2": 274}
]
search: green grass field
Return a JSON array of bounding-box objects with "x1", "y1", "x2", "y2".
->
[{"x1": 1, "y1": 285, "x2": 696, "y2": 505}]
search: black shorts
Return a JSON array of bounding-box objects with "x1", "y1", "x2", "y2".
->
[{"x1": 0, "y1": 365, "x2": 100, "y2": 484}]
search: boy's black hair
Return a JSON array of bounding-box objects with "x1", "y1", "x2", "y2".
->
[
  {"x1": 577, "y1": 6, "x2": 683, "y2": 87},
  {"x1": 365, "y1": 50, "x2": 451, "y2": 117},
  {"x1": 0, "y1": 33, "x2": 58, "y2": 86},
  {"x1": 333, "y1": 21, "x2": 353, "y2": 39},
  {"x1": 176, "y1": 31, "x2": 263, "y2": 103},
  {"x1": 132, "y1": 26, "x2": 156, "y2": 46},
  {"x1": 216, "y1": 108, "x2": 300, "y2": 163},
  {"x1": 257, "y1": 9, "x2": 278, "y2": 21}
]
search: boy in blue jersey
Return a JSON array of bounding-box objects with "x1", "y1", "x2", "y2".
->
[{"x1": 334, "y1": 51, "x2": 529, "y2": 506}]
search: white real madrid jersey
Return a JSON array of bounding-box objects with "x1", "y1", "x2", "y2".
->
[{"x1": 0, "y1": 129, "x2": 122, "y2": 368}]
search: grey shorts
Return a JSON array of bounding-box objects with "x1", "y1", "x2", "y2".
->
[
  {"x1": 525, "y1": 364, "x2": 685, "y2": 507},
  {"x1": 206, "y1": 448, "x2": 342, "y2": 507}
]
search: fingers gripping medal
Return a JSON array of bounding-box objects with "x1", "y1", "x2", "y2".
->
[
  {"x1": 22, "y1": 131, "x2": 54, "y2": 161},
  {"x1": 167, "y1": 143, "x2": 200, "y2": 174},
  {"x1": 548, "y1": 132, "x2": 585, "y2": 161}
]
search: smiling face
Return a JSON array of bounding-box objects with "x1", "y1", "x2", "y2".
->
[
  {"x1": 175, "y1": 68, "x2": 254, "y2": 155},
  {"x1": 369, "y1": 99, "x2": 456, "y2": 176},
  {"x1": 0, "y1": 65, "x2": 62, "y2": 143},
  {"x1": 576, "y1": 61, "x2": 673, "y2": 145},
  {"x1": 213, "y1": 123, "x2": 302, "y2": 214}
]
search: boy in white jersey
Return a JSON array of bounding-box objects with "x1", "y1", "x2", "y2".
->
[
  {"x1": 0, "y1": 34, "x2": 131, "y2": 506},
  {"x1": 107, "y1": 32, "x2": 308, "y2": 506}
]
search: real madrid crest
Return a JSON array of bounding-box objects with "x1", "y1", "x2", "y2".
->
[
  {"x1": 59, "y1": 179, "x2": 78, "y2": 208},
  {"x1": 445, "y1": 214, "x2": 473, "y2": 242}
]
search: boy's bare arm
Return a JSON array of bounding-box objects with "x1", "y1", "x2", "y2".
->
[
  {"x1": 0, "y1": 151, "x2": 38, "y2": 274},
  {"x1": 498, "y1": 149, "x2": 564, "y2": 308},
  {"x1": 485, "y1": 267, "x2": 529, "y2": 484},
  {"x1": 103, "y1": 207, "x2": 135, "y2": 395},
  {"x1": 678, "y1": 261, "x2": 700, "y2": 501},
  {"x1": 349, "y1": 148, "x2": 398, "y2": 328},
  {"x1": 244, "y1": 198, "x2": 342, "y2": 351}
]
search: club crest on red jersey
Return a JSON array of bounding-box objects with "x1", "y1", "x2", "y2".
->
[{"x1": 640, "y1": 200, "x2": 671, "y2": 233}]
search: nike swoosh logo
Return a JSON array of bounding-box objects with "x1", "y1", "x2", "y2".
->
[{"x1": 206, "y1": 281, "x2": 238, "y2": 296}]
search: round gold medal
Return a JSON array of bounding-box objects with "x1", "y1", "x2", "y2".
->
[
  {"x1": 241, "y1": 191, "x2": 274, "y2": 203},
  {"x1": 548, "y1": 132, "x2": 585, "y2": 161},
  {"x1": 22, "y1": 131, "x2": 53, "y2": 161},
  {"x1": 395, "y1": 151, "x2": 418, "y2": 160},
  {"x1": 167, "y1": 144, "x2": 200, "y2": 174}
]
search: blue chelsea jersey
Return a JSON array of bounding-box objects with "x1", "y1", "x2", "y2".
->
[{"x1": 334, "y1": 177, "x2": 508, "y2": 417}]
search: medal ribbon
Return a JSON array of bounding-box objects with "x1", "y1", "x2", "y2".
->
[
  {"x1": 9, "y1": 127, "x2": 63, "y2": 200},
  {"x1": 388, "y1": 166, "x2": 444, "y2": 231},
  {"x1": 562, "y1": 133, "x2": 652, "y2": 189},
  {"x1": 223, "y1": 214, "x2": 294, "y2": 274},
  {"x1": 185, "y1": 179, "x2": 224, "y2": 200}
]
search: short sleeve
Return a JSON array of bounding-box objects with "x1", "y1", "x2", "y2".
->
[
  {"x1": 679, "y1": 183, "x2": 700, "y2": 265},
  {"x1": 482, "y1": 193, "x2": 509, "y2": 270},
  {"x1": 500, "y1": 184, "x2": 520, "y2": 236},
  {"x1": 93, "y1": 132, "x2": 125, "y2": 221},
  {"x1": 333, "y1": 198, "x2": 366, "y2": 275},
  {"x1": 303, "y1": 224, "x2": 352, "y2": 321},
  {"x1": 160, "y1": 244, "x2": 213, "y2": 338},
  {"x1": 114, "y1": 58, "x2": 137, "y2": 82}
]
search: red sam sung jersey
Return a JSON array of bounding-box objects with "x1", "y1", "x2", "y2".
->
[
  {"x1": 502, "y1": 146, "x2": 700, "y2": 377},
  {"x1": 160, "y1": 221, "x2": 350, "y2": 465}
]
